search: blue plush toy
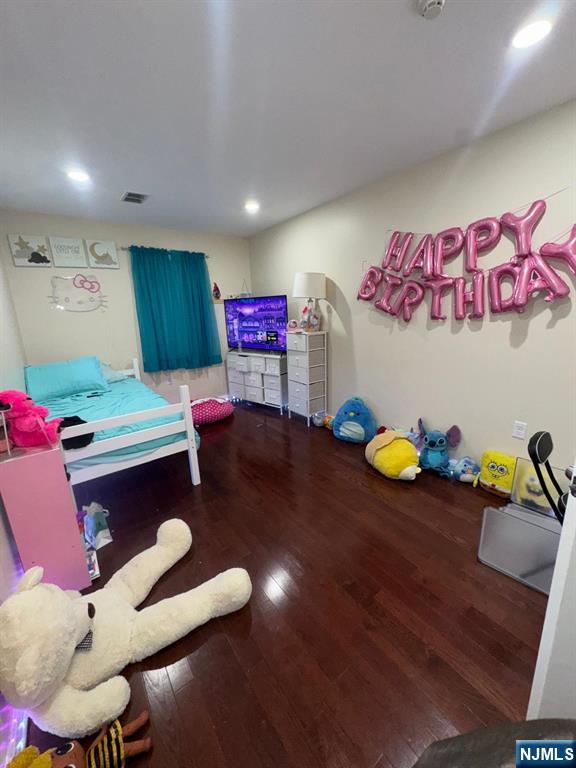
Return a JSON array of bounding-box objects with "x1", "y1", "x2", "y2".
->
[
  {"x1": 333, "y1": 397, "x2": 377, "y2": 444},
  {"x1": 437, "y1": 456, "x2": 480, "y2": 481},
  {"x1": 452, "y1": 456, "x2": 480, "y2": 483},
  {"x1": 417, "y1": 417, "x2": 461, "y2": 472}
]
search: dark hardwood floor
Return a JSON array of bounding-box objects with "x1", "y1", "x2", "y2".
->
[{"x1": 30, "y1": 405, "x2": 546, "y2": 768}]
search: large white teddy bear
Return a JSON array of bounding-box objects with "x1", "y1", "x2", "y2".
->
[{"x1": 0, "y1": 519, "x2": 251, "y2": 738}]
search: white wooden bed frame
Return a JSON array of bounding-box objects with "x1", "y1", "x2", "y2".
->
[{"x1": 58, "y1": 358, "x2": 200, "y2": 487}]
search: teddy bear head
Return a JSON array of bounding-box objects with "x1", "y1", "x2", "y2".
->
[
  {"x1": 0, "y1": 568, "x2": 93, "y2": 709},
  {"x1": 0, "y1": 390, "x2": 36, "y2": 419}
]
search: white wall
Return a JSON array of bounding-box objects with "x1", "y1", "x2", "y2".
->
[
  {"x1": 528, "y1": 488, "x2": 576, "y2": 718},
  {"x1": 250, "y1": 100, "x2": 576, "y2": 465},
  {"x1": 0, "y1": 255, "x2": 25, "y2": 391},
  {"x1": 0, "y1": 211, "x2": 251, "y2": 401},
  {"x1": 0, "y1": 253, "x2": 23, "y2": 603}
]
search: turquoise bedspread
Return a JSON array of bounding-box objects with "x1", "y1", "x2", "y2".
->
[{"x1": 40, "y1": 378, "x2": 199, "y2": 468}]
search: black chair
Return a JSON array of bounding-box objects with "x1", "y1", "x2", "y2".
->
[{"x1": 527, "y1": 431, "x2": 573, "y2": 525}]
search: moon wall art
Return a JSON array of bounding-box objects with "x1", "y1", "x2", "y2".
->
[{"x1": 86, "y1": 240, "x2": 119, "y2": 269}]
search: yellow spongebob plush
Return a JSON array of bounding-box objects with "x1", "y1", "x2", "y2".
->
[
  {"x1": 365, "y1": 431, "x2": 421, "y2": 481},
  {"x1": 478, "y1": 450, "x2": 516, "y2": 497}
]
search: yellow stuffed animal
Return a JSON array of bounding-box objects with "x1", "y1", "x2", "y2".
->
[
  {"x1": 478, "y1": 450, "x2": 517, "y2": 497},
  {"x1": 365, "y1": 431, "x2": 421, "y2": 481},
  {"x1": 7, "y1": 747, "x2": 51, "y2": 768}
]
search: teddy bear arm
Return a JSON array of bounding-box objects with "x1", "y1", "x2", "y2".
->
[
  {"x1": 34, "y1": 678, "x2": 130, "y2": 739},
  {"x1": 105, "y1": 518, "x2": 192, "y2": 607}
]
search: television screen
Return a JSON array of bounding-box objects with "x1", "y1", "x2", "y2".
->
[{"x1": 224, "y1": 295, "x2": 288, "y2": 352}]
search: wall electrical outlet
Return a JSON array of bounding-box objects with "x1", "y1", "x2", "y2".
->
[{"x1": 512, "y1": 420, "x2": 528, "y2": 440}]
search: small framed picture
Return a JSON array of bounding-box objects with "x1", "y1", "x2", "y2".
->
[
  {"x1": 86, "y1": 240, "x2": 119, "y2": 269},
  {"x1": 49, "y1": 237, "x2": 87, "y2": 268},
  {"x1": 8, "y1": 234, "x2": 52, "y2": 267}
]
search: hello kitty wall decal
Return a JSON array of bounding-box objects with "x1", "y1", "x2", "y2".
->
[
  {"x1": 357, "y1": 198, "x2": 576, "y2": 323},
  {"x1": 49, "y1": 273, "x2": 108, "y2": 313}
]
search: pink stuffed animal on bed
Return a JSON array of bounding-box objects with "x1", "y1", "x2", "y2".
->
[{"x1": 0, "y1": 390, "x2": 62, "y2": 447}]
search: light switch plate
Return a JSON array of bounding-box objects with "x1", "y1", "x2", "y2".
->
[{"x1": 513, "y1": 420, "x2": 528, "y2": 439}]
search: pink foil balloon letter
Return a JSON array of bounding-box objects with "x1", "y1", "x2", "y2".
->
[
  {"x1": 514, "y1": 253, "x2": 570, "y2": 308},
  {"x1": 390, "y1": 280, "x2": 425, "y2": 322},
  {"x1": 488, "y1": 263, "x2": 520, "y2": 313},
  {"x1": 403, "y1": 234, "x2": 434, "y2": 279},
  {"x1": 465, "y1": 217, "x2": 501, "y2": 273},
  {"x1": 374, "y1": 274, "x2": 403, "y2": 314},
  {"x1": 501, "y1": 199, "x2": 546, "y2": 262},
  {"x1": 540, "y1": 225, "x2": 576, "y2": 277},
  {"x1": 453, "y1": 272, "x2": 485, "y2": 320},
  {"x1": 426, "y1": 277, "x2": 454, "y2": 321},
  {"x1": 433, "y1": 227, "x2": 464, "y2": 277},
  {"x1": 357, "y1": 266, "x2": 383, "y2": 301},
  {"x1": 382, "y1": 232, "x2": 414, "y2": 272}
]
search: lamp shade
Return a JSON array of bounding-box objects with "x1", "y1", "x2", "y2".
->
[{"x1": 292, "y1": 272, "x2": 326, "y2": 299}]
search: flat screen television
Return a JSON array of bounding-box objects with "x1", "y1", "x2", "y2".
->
[{"x1": 224, "y1": 295, "x2": 288, "y2": 352}]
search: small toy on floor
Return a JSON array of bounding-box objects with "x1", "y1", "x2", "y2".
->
[
  {"x1": 8, "y1": 711, "x2": 152, "y2": 768},
  {"x1": 82, "y1": 502, "x2": 112, "y2": 550},
  {"x1": 365, "y1": 431, "x2": 421, "y2": 481},
  {"x1": 312, "y1": 411, "x2": 334, "y2": 429},
  {"x1": 451, "y1": 456, "x2": 480, "y2": 483},
  {"x1": 438, "y1": 456, "x2": 480, "y2": 482}
]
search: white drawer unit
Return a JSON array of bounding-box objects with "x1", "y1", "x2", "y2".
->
[
  {"x1": 263, "y1": 374, "x2": 280, "y2": 390},
  {"x1": 288, "y1": 366, "x2": 325, "y2": 386},
  {"x1": 265, "y1": 356, "x2": 287, "y2": 375},
  {"x1": 288, "y1": 379, "x2": 325, "y2": 401},
  {"x1": 286, "y1": 333, "x2": 325, "y2": 352},
  {"x1": 265, "y1": 389, "x2": 283, "y2": 406},
  {"x1": 244, "y1": 371, "x2": 263, "y2": 388},
  {"x1": 287, "y1": 332, "x2": 327, "y2": 426},
  {"x1": 289, "y1": 394, "x2": 326, "y2": 418},
  {"x1": 227, "y1": 368, "x2": 244, "y2": 384},
  {"x1": 228, "y1": 382, "x2": 245, "y2": 399},
  {"x1": 226, "y1": 350, "x2": 288, "y2": 412},
  {"x1": 288, "y1": 349, "x2": 324, "y2": 369},
  {"x1": 245, "y1": 385, "x2": 265, "y2": 403},
  {"x1": 250, "y1": 356, "x2": 266, "y2": 373},
  {"x1": 236, "y1": 356, "x2": 250, "y2": 372}
]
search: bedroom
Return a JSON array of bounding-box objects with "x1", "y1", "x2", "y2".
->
[{"x1": 0, "y1": 1, "x2": 575, "y2": 767}]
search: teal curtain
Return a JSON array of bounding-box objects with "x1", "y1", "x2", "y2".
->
[{"x1": 130, "y1": 246, "x2": 222, "y2": 372}]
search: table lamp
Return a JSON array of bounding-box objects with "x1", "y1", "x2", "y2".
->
[{"x1": 292, "y1": 272, "x2": 326, "y2": 331}]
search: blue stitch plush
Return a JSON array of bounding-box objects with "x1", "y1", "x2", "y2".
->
[
  {"x1": 333, "y1": 397, "x2": 377, "y2": 444},
  {"x1": 417, "y1": 417, "x2": 461, "y2": 472}
]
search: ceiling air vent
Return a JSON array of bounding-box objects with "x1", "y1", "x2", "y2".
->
[{"x1": 121, "y1": 191, "x2": 148, "y2": 204}]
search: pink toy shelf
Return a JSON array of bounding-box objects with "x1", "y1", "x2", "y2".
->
[{"x1": 0, "y1": 444, "x2": 91, "y2": 591}]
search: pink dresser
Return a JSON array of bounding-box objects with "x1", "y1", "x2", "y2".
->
[{"x1": 0, "y1": 445, "x2": 91, "y2": 590}]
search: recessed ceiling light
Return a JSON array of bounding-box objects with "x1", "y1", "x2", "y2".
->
[
  {"x1": 512, "y1": 20, "x2": 552, "y2": 49},
  {"x1": 66, "y1": 169, "x2": 90, "y2": 183},
  {"x1": 244, "y1": 199, "x2": 260, "y2": 215}
]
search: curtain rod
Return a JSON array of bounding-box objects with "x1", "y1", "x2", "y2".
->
[{"x1": 120, "y1": 246, "x2": 210, "y2": 258}]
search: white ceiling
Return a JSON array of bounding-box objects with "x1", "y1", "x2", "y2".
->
[{"x1": 1, "y1": 0, "x2": 575, "y2": 236}]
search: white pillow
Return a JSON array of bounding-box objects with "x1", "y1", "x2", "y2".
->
[{"x1": 101, "y1": 363, "x2": 129, "y2": 384}]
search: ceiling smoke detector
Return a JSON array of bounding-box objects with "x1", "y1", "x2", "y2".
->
[
  {"x1": 121, "y1": 191, "x2": 148, "y2": 204},
  {"x1": 417, "y1": 0, "x2": 445, "y2": 20}
]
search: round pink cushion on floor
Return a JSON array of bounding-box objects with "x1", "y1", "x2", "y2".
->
[{"x1": 191, "y1": 397, "x2": 234, "y2": 425}]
